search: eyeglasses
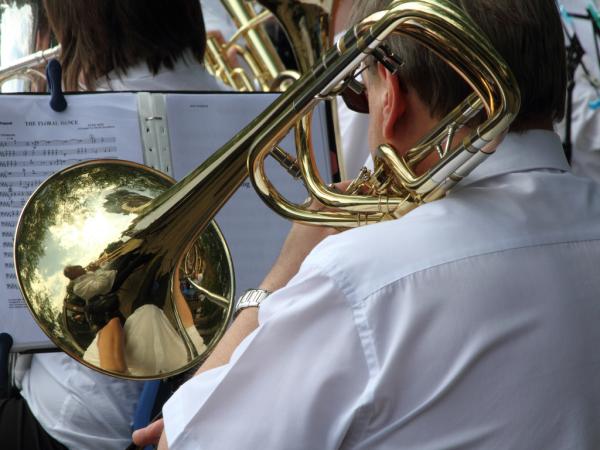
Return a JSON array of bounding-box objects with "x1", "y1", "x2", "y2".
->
[
  {"x1": 340, "y1": 45, "x2": 403, "y2": 114},
  {"x1": 340, "y1": 75, "x2": 370, "y2": 114}
]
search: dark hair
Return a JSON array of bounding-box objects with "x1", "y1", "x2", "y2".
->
[
  {"x1": 64, "y1": 265, "x2": 86, "y2": 280},
  {"x1": 352, "y1": 0, "x2": 567, "y2": 131},
  {"x1": 43, "y1": 0, "x2": 207, "y2": 90}
]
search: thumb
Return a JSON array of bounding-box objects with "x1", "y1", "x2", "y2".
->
[{"x1": 132, "y1": 419, "x2": 165, "y2": 447}]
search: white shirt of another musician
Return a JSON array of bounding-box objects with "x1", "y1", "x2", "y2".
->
[
  {"x1": 163, "y1": 130, "x2": 600, "y2": 450},
  {"x1": 95, "y1": 51, "x2": 224, "y2": 92},
  {"x1": 334, "y1": 31, "x2": 373, "y2": 179},
  {"x1": 83, "y1": 305, "x2": 207, "y2": 377}
]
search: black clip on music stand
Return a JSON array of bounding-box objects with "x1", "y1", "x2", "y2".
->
[
  {"x1": 0, "y1": 333, "x2": 13, "y2": 399},
  {"x1": 46, "y1": 59, "x2": 67, "y2": 112}
]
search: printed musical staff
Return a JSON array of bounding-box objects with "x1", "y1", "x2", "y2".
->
[
  {"x1": 0, "y1": 158, "x2": 82, "y2": 168},
  {"x1": 0, "y1": 135, "x2": 116, "y2": 149},
  {"x1": 0, "y1": 170, "x2": 55, "y2": 179},
  {"x1": 0, "y1": 91, "x2": 146, "y2": 347},
  {"x1": 0, "y1": 133, "x2": 122, "y2": 304},
  {"x1": 0, "y1": 145, "x2": 117, "y2": 158},
  {"x1": 0, "y1": 180, "x2": 41, "y2": 189},
  {"x1": 0, "y1": 210, "x2": 21, "y2": 218}
]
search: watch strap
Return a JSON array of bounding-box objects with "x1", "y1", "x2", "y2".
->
[{"x1": 234, "y1": 288, "x2": 270, "y2": 318}]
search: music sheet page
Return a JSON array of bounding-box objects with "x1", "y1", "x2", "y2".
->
[
  {"x1": 166, "y1": 92, "x2": 332, "y2": 299},
  {"x1": 0, "y1": 93, "x2": 143, "y2": 350}
]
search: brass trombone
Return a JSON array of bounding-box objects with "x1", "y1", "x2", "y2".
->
[
  {"x1": 14, "y1": 0, "x2": 520, "y2": 380},
  {"x1": 0, "y1": 0, "x2": 55, "y2": 91}
]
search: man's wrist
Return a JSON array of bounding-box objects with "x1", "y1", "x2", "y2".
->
[{"x1": 234, "y1": 288, "x2": 271, "y2": 318}]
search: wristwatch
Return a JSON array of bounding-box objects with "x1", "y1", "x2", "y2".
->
[{"x1": 234, "y1": 288, "x2": 271, "y2": 318}]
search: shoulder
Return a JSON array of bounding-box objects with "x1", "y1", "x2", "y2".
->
[
  {"x1": 302, "y1": 171, "x2": 600, "y2": 304},
  {"x1": 301, "y1": 198, "x2": 466, "y2": 304}
]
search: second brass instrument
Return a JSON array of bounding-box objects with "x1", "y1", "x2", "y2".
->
[
  {"x1": 0, "y1": 0, "x2": 56, "y2": 91},
  {"x1": 14, "y1": 0, "x2": 520, "y2": 379},
  {"x1": 204, "y1": 0, "x2": 292, "y2": 91},
  {"x1": 204, "y1": 0, "x2": 338, "y2": 91}
]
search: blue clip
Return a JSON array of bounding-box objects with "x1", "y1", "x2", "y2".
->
[
  {"x1": 589, "y1": 98, "x2": 600, "y2": 110},
  {"x1": 46, "y1": 59, "x2": 67, "y2": 112}
]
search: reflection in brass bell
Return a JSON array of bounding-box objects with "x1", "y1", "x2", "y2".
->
[{"x1": 15, "y1": 160, "x2": 234, "y2": 379}]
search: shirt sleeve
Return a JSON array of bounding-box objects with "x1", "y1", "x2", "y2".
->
[{"x1": 163, "y1": 264, "x2": 371, "y2": 450}]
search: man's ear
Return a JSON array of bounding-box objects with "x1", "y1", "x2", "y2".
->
[{"x1": 377, "y1": 62, "x2": 406, "y2": 140}]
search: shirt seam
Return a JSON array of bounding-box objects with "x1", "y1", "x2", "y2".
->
[
  {"x1": 306, "y1": 236, "x2": 599, "y2": 448},
  {"x1": 307, "y1": 263, "x2": 381, "y2": 447}
]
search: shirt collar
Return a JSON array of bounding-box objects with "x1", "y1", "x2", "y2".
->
[
  {"x1": 460, "y1": 130, "x2": 570, "y2": 186},
  {"x1": 99, "y1": 50, "x2": 198, "y2": 85}
]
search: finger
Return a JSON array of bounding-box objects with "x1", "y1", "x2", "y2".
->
[
  {"x1": 334, "y1": 180, "x2": 353, "y2": 191},
  {"x1": 132, "y1": 419, "x2": 165, "y2": 446}
]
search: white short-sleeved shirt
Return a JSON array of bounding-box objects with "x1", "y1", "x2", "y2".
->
[
  {"x1": 333, "y1": 31, "x2": 372, "y2": 180},
  {"x1": 337, "y1": 100, "x2": 371, "y2": 179},
  {"x1": 83, "y1": 305, "x2": 206, "y2": 377},
  {"x1": 95, "y1": 54, "x2": 224, "y2": 92},
  {"x1": 20, "y1": 61, "x2": 223, "y2": 450},
  {"x1": 163, "y1": 130, "x2": 600, "y2": 449}
]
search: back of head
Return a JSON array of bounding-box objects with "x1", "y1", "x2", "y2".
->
[
  {"x1": 352, "y1": 0, "x2": 566, "y2": 131},
  {"x1": 43, "y1": 0, "x2": 207, "y2": 90},
  {"x1": 64, "y1": 265, "x2": 86, "y2": 280}
]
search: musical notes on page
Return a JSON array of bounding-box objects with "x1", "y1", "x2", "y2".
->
[{"x1": 0, "y1": 93, "x2": 143, "y2": 350}]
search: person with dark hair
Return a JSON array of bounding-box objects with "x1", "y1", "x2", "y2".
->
[
  {"x1": 0, "y1": 1, "x2": 225, "y2": 449},
  {"x1": 43, "y1": 0, "x2": 222, "y2": 91},
  {"x1": 133, "y1": 0, "x2": 597, "y2": 448}
]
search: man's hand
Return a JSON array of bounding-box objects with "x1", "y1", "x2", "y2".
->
[
  {"x1": 132, "y1": 419, "x2": 165, "y2": 448},
  {"x1": 206, "y1": 30, "x2": 239, "y2": 68}
]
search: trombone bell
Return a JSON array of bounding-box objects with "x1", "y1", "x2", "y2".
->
[{"x1": 14, "y1": 160, "x2": 234, "y2": 379}]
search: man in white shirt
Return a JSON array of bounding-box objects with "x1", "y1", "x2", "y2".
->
[{"x1": 134, "y1": 1, "x2": 600, "y2": 449}]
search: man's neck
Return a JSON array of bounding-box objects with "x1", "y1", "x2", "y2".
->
[{"x1": 510, "y1": 117, "x2": 554, "y2": 132}]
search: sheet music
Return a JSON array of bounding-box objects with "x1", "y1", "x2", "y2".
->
[
  {"x1": 0, "y1": 93, "x2": 143, "y2": 350},
  {"x1": 166, "y1": 93, "x2": 332, "y2": 298}
]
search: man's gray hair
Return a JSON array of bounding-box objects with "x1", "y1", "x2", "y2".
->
[{"x1": 351, "y1": 0, "x2": 566, "y2": 131}]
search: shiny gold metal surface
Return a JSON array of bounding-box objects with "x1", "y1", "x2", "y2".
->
[
  {"x1": 260, "y1": 0, "x2": 337, "y2": 73},
  {"x1": 15, "y1": 160, "x2": 234, "y2": 379},
  {"x1": 205, "y1": 0, "x2": 299, "y2": 91},
  {"x1": 204, "y1": 0, "x2": 338, "y2": 92},
  {"x1": 14, "y1": 0, "x2": 520, "y2": 379},
  {"x1": 0, "y1": 0, "x2": 55, "y2": 91},
  {"x1": 248, "y1": 0, "x2": 521, "y2": 226}
]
